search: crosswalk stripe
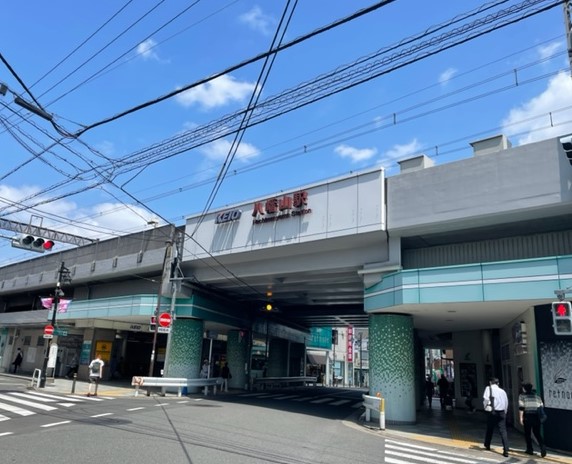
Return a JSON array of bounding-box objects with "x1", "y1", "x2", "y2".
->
[
  {"x1": 9, "y1": 392, "x2": 58, "y2": 402},
  {"x1": 329, "y1": 399, "x2": 352, "y2": 406},
  {"x1": 25, "y1": 391, "x2": 84, "y2": 402},
  {"x1": 352, "y1": 402, "x2": 363, "y2": 408},
  {"x1": 0, "y1": 401, "x2": 35, "y2": 416},
  {"x1": 273, "y1": 395, "x2": 299, "y2": 400},
  {"x1": 386, "y1": 444, "x2": 478, "y2": 464},
  {"x1": 255, "y1": 394, "x2": 285, "y2": 398},
  {"x1": 0, "y1": 394, "x2": 56, "y2": 411},
  {"x1": 68, "y1": 395, "x2": 104, "y2": 401},
  {"x1": 0, "y1": 432, "x2": 14, "y2": 437},
  {"x1": 58, "y1": 403, "x2": 76, "y2": 408},
  {"x1": 309, "y1": 397, "x2": 333, "y2": 404},
  {"x1": 0, "y1": 414, "x2": 10, "y2": 421}
]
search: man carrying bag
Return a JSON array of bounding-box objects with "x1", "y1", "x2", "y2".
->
[{"x1": 482, "y1": 377, "x2": 509, "y2": 457}]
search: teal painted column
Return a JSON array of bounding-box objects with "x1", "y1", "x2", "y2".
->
[
  {"x1": 227, "y1": 330, "x2": 248, "y2": 390},
  {"x1": 165, "y1": 318, "x2": 203, "y2": 379},
  {"x1": 369, "y1": 314, "x2": 415, "y2": 424}
]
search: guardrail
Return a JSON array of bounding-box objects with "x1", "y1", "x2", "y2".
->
[
  {"x1": 362, "y1": 393, "x2": 385, "y2": 430},
  {"x1": 253, "y1": 376, "x2": 318, "y2": 390},
  {"x1": 131, "y1": 376, "x2": 223, "y2": 397}
]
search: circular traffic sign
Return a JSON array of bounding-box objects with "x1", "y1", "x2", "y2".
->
[
  {"x1": 158, "y1": 312, "x2": 172, "y2": 327},
  {"x1": 44, "y1": 325, "x2": 54, "y2": 335}
]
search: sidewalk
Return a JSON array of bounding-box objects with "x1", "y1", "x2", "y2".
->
[{"x1": 374, "y1": 406, "x2": 572, "y2": 464}]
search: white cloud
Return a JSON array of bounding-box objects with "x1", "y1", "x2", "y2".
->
[
  {"x1": 0, "y1": 184, "x2": 156, "y2": 241},
  {"x1": 334, "y1": 144, "x2": 377, "y2": 163},
  {"x1": 239, "y1": 6, "x2": 274, "y2": 35},
  {"x1": 501, "y1": 72, "x2": 572, "y2": 145},
  {"x1": 538, "y1": 41, "x2": 562, "y2": 61},
  {"x1": 137, "y1": 39, "x2": 160, "y2": 61},
  {"x1": 175, "y1": 74, "x2": 256, "y2": 110},
  {"x1": 439, "y1": 67, "x2": 457, "y2": 86},
  {"x1": 379, "y1": 139, "x2": 423, "y2": 168},
  {"x1": 201, "y1": 138, "x2": 260, "y2": 162}
]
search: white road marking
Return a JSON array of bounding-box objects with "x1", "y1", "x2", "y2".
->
[
  {"x1": 273, "y1": 395, "x2": 299, "y2": 400},
  {"x1": 0, "y1": 394, "x2": 56, "y2": 411},
  {"x1": 309, "y1": 397, "x2": 334, "y2": 404},
  {"x1": 154, "y1": 403, "x2": 169, "y2": 407},
  {"x1": 351, "y1": 402, "x2": 363, "y2": 408},
  {"x1": 0, "y1": 402, "x2": 35, "y2": 416},
  {"x1": 0, "y1": 414, "x2": 10, "y2": 422},
  {"x1": 127, "y1": 407, "x2": 145, "y2": 411},
  {"x1": 292, "y1": 397, "x2": 312, "y2": 402},
  {"x1": 57, "y1": 403, "x2": 76, "y2": 408},
  {"x1": 8, "y1": 392, "x2": 57, "y2": 402},
  {"x1": 91, "y1": 413, "x2": 113, "y2": 418},
  {"x1": 41, "y1": 421, "x2": 71, "y2": 428},
  {"x1": 25, "y1": 391, "x2": 84, "y2": 402},
  {"x1": 68, "y1": 395, "x2": 104, "y2": 401},
  {"x1": 177, "y1": 400, "x2": 189, "y2": 404},
  {"x1": 0, "y1": 432, "x2": 14, "y2": 436},
  {"x1": 329, "y1": 399, "x2": 352, "y2": 406}
]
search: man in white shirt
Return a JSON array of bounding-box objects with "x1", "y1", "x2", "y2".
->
[
  {"x1": 482, "y1": 377, "x2": 509, "y2": 457},
  {"x1": 87, "y1": 355, "x2": 104, "y2": 397}
]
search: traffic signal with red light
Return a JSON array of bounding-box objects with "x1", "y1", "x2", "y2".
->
[
  {"x1": 552, "y1": 301, "x2": 572, "y2": 335},
  {"x1": 11, "y1": 234, "x2": 55, "y2": 253}
]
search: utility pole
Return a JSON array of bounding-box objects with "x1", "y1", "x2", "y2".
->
[
  {"x1": 39, "y1": 262, "x2": 70, "y2": 388},
  {"x1": 147, "y1": 231, "x2": 174, "y2": 395},
  {"x1": 162, "y1": 231, "x2": 183, "y2": 377},
  {"x1": 564, "y1": 0, "x2": 572, "y2": 74}
]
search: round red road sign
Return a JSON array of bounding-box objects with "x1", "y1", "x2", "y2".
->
[
  {"x1": 44, "y1": 325, "x2": 54, "y2": 335},
  {"x1": 158, "y1": 312, "x2": 172, "y2": 327}
]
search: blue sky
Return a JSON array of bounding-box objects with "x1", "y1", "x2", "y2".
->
[{"x1": 0, "y1": 0, "x2": 570, "y2": 264}]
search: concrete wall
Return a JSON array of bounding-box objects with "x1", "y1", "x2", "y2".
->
[{"x1": 388, "y1": 138, "x2": 572, "y2": 236}]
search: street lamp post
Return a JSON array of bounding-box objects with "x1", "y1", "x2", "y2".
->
[{"x1": 39, "y1": 262, "x2": 70, "y2": 388}]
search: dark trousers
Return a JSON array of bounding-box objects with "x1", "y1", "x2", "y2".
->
[
  {"x1": 523, "y1": 414, "x2": 545, "y2": 454},
  {"x1": 484, "y1": 411, "x2": 509, "y2": 452}
]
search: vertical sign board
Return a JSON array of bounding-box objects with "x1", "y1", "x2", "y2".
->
[
  {"x1": 80, "y1": 341, "x2": 92, "y2": 365},
  {"x1": 347, "y1": 326, "x2": 353, "y2": 363},
  {"x1": 95, "y1": 341, "x2": 112, "y2": 363},
  {"x1": 47, "y1": 343, "x2": 58, "y2": 369}
]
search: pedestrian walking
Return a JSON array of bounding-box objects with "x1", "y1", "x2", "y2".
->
[
  {"x1": 519, "y1": 383, "x2": 547, "y2": 457},
  {"x1": 12, "y1": 348, "x2": 23, "y2": 373},
  {"x1": 200, "y1": 359, "x2": 209, "y2": 378},
  {"x1": 65, "y1": 353, "x2": 79, "y2": 379},
  {"x1": 87, "y1": 354, "x2": 104, "y2": 397},
  {"x1": 437, "y1": 374, "x2": 449, "y2": 409},
  {"x1": 425, "y1": 375, "x2": 435, "y2": 408},
  {"x1": 483, "y1": 377, "x2": 509, "y2": 457},
  {"x1": 221, "y1": 362, "x2": 232, "y2": 392}
]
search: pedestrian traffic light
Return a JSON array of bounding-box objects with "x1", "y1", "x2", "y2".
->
[
  {"x1": 552, "y1": 301, "x2": 572, "y2": 335},
  {"x1": 11, "y1": 234, "x2": 55, "y2": 253},
  {"x1": 332, "y1": 329, "x2": 338, "y2": 345}
]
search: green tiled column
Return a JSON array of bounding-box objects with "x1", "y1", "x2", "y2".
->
[
  {"x1": 369, "y1": 314, "x2": 415, "y2": 424},
  {"x1": 227, "y1": 330, "x2": 248, "y2": 390},
  {"x1": 165, "y1": 318, "x2": 203, "y2": 379}
]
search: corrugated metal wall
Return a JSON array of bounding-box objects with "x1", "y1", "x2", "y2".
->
[{"x1": 402, "y1": 230, "x2": 572, "y2": 269}]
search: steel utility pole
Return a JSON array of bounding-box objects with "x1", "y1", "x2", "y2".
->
[
  {"x1": 147, "y1": 231, "x2": 174, "y2": 395},
  {"x1": 39, "y1": 262, "x2": 70, "y2": 388},
  {"x1": 564, "y1": 0, "x2": 572, "y2": 74}
]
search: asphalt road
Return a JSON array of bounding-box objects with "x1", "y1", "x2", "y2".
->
[{"x1": 0, "y1": 383, "x2": 530, "y2": 464}]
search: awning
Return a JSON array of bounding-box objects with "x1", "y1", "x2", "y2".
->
[{"x1": 307, "y1": 352, "x2": 327, "y2": 366}]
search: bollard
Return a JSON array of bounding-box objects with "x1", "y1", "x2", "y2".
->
[
  {"x1": 379, "y1": 397, "x2": 386, "y2": 430},
  {"x1": 71, "y1": 373, "x2": 77, "y2": 394}
]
